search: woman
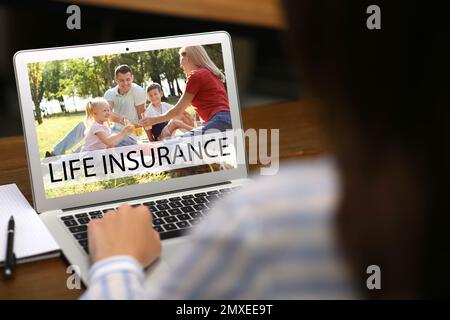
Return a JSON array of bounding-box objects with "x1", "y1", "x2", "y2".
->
[
  {"x1": 140, "y1": 46, "x2": 232, "y2": 134},
  {"x1": 82, "y1": 0, "x2": 449, "y2": 299}
]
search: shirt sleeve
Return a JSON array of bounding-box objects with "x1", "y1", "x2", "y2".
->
[
  {"x1": 80, "y1": 256, "x2": 146, "y2": 300},
  {"x1": 133, "y1": 85, "x2": 147, "y2": 106},
  {"x1": 185, "y1": 71, "x2": 202, "y2": 96},
  {"x1": 104, "y1": 89, "x2": 114, "y2": 104},
  {"x1": 79, "y1": 160, "x2": 352, "y2": 300}
]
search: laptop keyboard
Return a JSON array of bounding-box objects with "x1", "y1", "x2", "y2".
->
[{"x1": 59, "y1": 186, "x2": 242, "y2": 254}]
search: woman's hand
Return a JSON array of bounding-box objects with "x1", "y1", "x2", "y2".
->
[
  {"x1": 88, "y1": 204, "x2": 162, "y2": 267},
  {"x1": 140, "y1": 116, "x2": 159, "y2": 128}
]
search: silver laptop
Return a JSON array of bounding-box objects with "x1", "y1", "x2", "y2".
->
[{"x1": 13, "y1": 31, "x2": 249, "y2": 286}]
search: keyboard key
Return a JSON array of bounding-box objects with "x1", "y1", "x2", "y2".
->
[
  {"x1": 156, "y1": 204, "x2": 170, "y2": 210},
  {"x1": 191, "y1": 212, "x2": 203, "y2": 219},
  {"x1": 143, "y1": 201, "x2": 155, "y2": 206},
  {"x1": 181, "y1": 206, "x2": 194, "y2": 213},
  {"x1": 89, "y1": 211, "x2": 102, "y2": 216},
  {"x1": 74, "y1": 232, "x2": 87, "y2": 240},
  {"x1": 168, "y1": 208, "x2": 182, "y2": 215},
  {"x1": 163, "y1": 223, "x2": 177, "y2": 231},
  {"x1": 164, "y1": 216, "x2": 178, "y2": 223},
  {"x1": 153, "y1": 218, "x2": 164, "y2": 226},
  {"x1": 169, "y1": 201, "x2": 183, "y2": 208},
  {"x1": 193, "y1": 204, "x2": 206, "y2": 211},
  {"x1": 69, "y1": 225, "x2": 87, "y2": 233},
  {"x1": 77, "y1": 217, "x2": 90, "y2": 224},
  {"x1": 178, "y1": 214, "x2": 191, "y2": 221},
  {"x1": 75, "y1": 213, "x2": 87, "y2": 218},
  {"x1": 102, "y1": 208, "x2": 116, "y2": 213},
  {"x1": 60, "y1": 215, "x2": 74, "y2": 221},
  {"x1": 159, "y1": 229, "x2": 186, "y2": 240},
  {"x1": 207, "y1": 190, "x2": 219, "y2": 195},
  {"x1": 78, "y1": 239, "x2": 88, "y2": 247},
  {"x1": 169, "y1": 196, "x2": 181, "y2": 202},
  {"x1": 156, "y1": 199, "x2": 168, "y2": 204},
  {"x1": 146, "y1": 205, "x2": 157, "y2": 212},
  {"x1": 156, "y1": 210, "x2": 169, "y2": 218},
  {"x1": 194, "y1": 197, "x2": 207, "y2": 204},
  {"x1": 206, "y1": 195, "x2": 219, "y2": 202},
  {"x1": 190, "y1": 219, "x2": 201, "y2": 226},
  {"x1": 131, "y1": 203, "x2": 141, "y2": 208},
  {"x1": 182, "y1": 195, "x2": 194, "y2": 199},
  {"x1": 90, "y1": 214, "x2": 102, "y2": 219},
  {"x1": 64, "y1": 219, "x2": 78, "y2": 227},
  {"x1": 176, "y1": 221, "x2": 190, "y2": 229},
  {"x1": 181, "y1": 199, "x2": 195, "y2": 206},
  {"x1": 154, "y1": 226, "x2": 164, "y2": 233},
  {"x1": 194, "y1": 192, "x2": 207, "y2": 197},
  {"x1": 219, "y1": 188, "x2": 231, "y2": 193}
]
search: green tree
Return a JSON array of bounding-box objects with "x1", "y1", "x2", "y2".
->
[
  {"x1": 160, "y1": 48, "x2": 183, "y2": 96},
  {"x1": 28, "y1": 62, "x2": 44, "y2": 124},
  {"x1": 42, "y1": 61, "x2": 66, "y2": 113},
  {"x1": 204, "y1": 44, "x2": 225, "y2": 73}
]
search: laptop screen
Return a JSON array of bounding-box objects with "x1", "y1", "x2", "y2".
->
[{"x1": 26, "y1": 43, "x2": 238, "y2": 200}]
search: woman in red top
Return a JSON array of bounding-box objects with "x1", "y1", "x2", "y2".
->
[{"x1": 140, "y1": 46, "x2": 232, "y2": 134}]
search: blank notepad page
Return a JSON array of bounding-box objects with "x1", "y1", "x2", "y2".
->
[{"x1": 0, "y1": 184, "x2": 60, "y2": 262}]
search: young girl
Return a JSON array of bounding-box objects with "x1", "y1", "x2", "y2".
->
[
  {"x1": 81, "y1": 97, "x2": 134, "y2": 152},
  {"x1": 143, "y1": 83, "x2": 194, "y2": 141}
]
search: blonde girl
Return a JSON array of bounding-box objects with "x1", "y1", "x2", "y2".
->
[{"x1": 81, "y1": 97, "x2": 133, "y2": 152}]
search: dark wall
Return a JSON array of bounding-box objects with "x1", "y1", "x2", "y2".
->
[{"x1": 0, "y1": 0, "x2": 299, "y2": 137}]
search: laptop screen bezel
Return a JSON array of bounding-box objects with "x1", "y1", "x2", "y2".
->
[{"x1": 14, "y1": 31, "x2": 248, "y2": 213}]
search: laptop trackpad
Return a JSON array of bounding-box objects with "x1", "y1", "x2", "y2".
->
[{"x1": 143, "y1": 237, "x2": 188, "y2": 289}]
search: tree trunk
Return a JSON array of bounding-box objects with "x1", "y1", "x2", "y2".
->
[
  {"x1": 34, "y1": 98, "x2": 42, "y2": 124},
  {"x1": 175, "y1": 78, "x2": 183, "y2": 96},
  {"x1": 31, "y1": 89, "x2": 43, "y2": 124},
  {"x1": 59, "y1": 97, "x2": 66, "y2": 113},
  {"x1": 168, "y1": 79, "x2": 176, "y2": 96}
]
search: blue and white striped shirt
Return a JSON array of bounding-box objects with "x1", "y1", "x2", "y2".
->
[{"x1": 80, "y1": 157, "x2": 356, "y2": 299}]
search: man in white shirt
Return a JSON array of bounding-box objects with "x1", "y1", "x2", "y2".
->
[{"x1": 103, "y1": 65, "x2": 146, "y2": 147}]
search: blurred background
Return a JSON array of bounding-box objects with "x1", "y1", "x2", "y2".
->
[{"x1": 0, "y1": 0, "x2": 300, "y2": 137}]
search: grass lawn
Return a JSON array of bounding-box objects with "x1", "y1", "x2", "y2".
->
[{"x1": 36, "y1": 112, "x2": 85, "y2": 158}]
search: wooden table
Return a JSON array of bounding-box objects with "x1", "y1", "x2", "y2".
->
[
  {"x1": 0, "y1": 100, "x2": 325, "y2": 299},
  {"x1": 62, "y1": 0, "x2": 286, "y2": 30}
]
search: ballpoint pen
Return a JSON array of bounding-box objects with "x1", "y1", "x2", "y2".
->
[{"x1": 4, "y1": 215, "x2": 15, "y2": 277}]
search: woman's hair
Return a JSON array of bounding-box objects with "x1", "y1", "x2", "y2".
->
[
  {"x1": 282, "y1": 0, "x2": 449, "y2": 298},
  {"x1": 180, "y1": 46, "x2": 225, "y2": 82},
  {"x1": 85, "y1": 97, "x2": 108, "y2": 121}
]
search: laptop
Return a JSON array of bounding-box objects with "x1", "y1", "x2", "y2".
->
[{"x1": 13, "y1": 31, "x2": 249, "y2": 286}]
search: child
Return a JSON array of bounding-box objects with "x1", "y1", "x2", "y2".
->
[
  {"x1": 143, "y1": 83, "x2": 194, "y2": 141},
  {"x1": 81, "y1": 97, "x2": 134, "y2": 152}
]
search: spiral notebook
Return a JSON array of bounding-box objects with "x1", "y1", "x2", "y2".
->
[{"x1": 0, "y1": 184, "x2": 60, "y2": 265}]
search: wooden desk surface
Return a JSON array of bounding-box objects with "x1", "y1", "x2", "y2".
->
[
  {"x1": 0, "y1": 100, "x2": 325, "y2": 299},
  {"x1": 62, "y1": 0, "x2": 286, "y2": 30}
]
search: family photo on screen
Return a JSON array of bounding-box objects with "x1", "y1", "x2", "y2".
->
[{"x1": 27, "y1": 44, "x2": 236, "y2": 198}]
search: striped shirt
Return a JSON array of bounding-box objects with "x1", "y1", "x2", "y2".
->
[{"x1": 80, "y1": 157, "x2": 356, "y2": 299}]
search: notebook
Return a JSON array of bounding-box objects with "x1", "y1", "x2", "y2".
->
[{"x1": 0, "y1": 184, "x2": 60, "y2": 265}]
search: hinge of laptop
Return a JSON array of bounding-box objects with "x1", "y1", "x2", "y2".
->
[{"x1": 62, "y1": 181, "x2": 232, "y2": 212}]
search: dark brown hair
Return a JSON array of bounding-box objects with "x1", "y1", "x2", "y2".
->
[
  {"x1": 282, "y1": 0, "x2": 449, "y2": 298},
  {"x1": 146, "y1": 82, "x2": 163, "y2": 93},
  {"x1": 114, "y1": 64, "x2": 133, "y2": 77}
]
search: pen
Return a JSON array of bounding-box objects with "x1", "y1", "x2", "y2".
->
[{"x1": 4, "y1": 215, "x2": 15, "y2": 277}]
